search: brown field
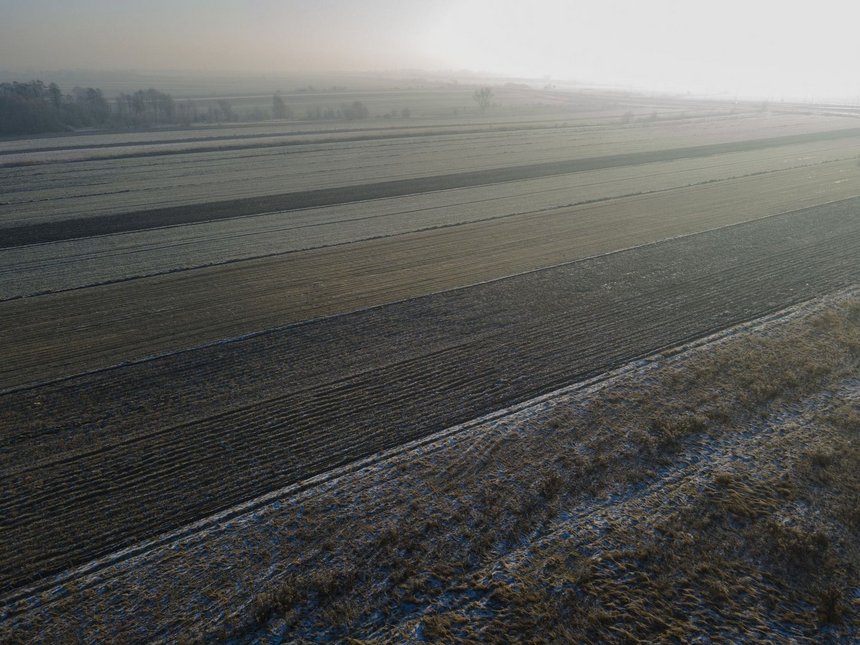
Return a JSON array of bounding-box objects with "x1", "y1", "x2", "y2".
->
[
  {"x1": 1, "y1": 290, "x2": 856, "y2": 642},
  {"x1": 1, "y1": 199, "x2": 859, "y2": 597},
  {"x1": 1, "y1": 95, "x2": 859, "y2": 641}
]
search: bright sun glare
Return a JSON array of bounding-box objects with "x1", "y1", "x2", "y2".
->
[
  {"x1": 422, "y1": 0, "x2": 860, "y2": 99},
  {"x1": 1, "y1": 0, "x2": 858, "y2": 100}
]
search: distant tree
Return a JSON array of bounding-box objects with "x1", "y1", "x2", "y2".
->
[
  {"x1": 113, "y1": 88, "x2": 174, "y2": 126},
  {"x1": 148, "y1": 88, "x2": 175, "y2": 124},
  {"x1": 0, "y1": 81, "x2": 64, "y2": 134},
  {"x1": 400, "y1": 107, "x2": 411, "y2": 119},
  {"x1": 47, "y1": 82, "x2": 62, "y2": 109},
  {"x1": 341, "y1": 100, "x2": 369, "y2": 120},
  {"x1": 216, "y1": 99, "x2": 235, "y2": 122},
  {"x1": 70, "y1": 87, "x2": 110, "y2": 125},
  {"x1": 0, "y1": 79, "x2": 295, "y2": 133},
  {"x1": 473, "y1": 87, "x2": 493, "y2": 113},
  {"x1": 0, "y1": 80, "x2": 107, "y2": 133},
  {"x1": 272, "y1": 92, "x2": 292, "y2": 119},
  {"x1": 176, "y1": 101, "x2": 195, "y2": 127},
  {"x1": 131, "y1": 91, "x2": 146, "y2": 117}
]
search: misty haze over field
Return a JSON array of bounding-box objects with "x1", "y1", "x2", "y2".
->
[{"x1": 2, "y1": 0, "x2": 859, "y2": 101}]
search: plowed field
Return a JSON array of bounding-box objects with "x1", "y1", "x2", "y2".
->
[
  {"x1": 3, "y1": 158, "x2": 859, "y2": 391},
  {"x1": 2, "y1": 199, "x2": 859, "y2": 594}
]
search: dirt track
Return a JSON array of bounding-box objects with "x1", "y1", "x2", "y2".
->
[{"x1": 1, "y1": 199, "x2": 859, "y2": 594}]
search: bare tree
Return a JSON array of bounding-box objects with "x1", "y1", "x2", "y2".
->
[
  {"x1": 272, "y1": 92, "x2": 292, "y2": 119},
  {"x1": 341, "y1": 101, "x2": 369, "y2": 120},
  {"x1": 216, "y1": 99, "x2": 234, "y2": 122},
  {"x1": 47, "y1": 82, "x2": 62, "y2": 109},
  {"x1": 473, "y1": 87, "x2": 493, "y2": 113}
]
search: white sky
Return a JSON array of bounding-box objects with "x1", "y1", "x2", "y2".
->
[
  {"x1": 2, "y1": 0, "x2": 858, "y2": 99},
  {"x1": 423, "y1": 0, "x2": 860, "y2": 99}
]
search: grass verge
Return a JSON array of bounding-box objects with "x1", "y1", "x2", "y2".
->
[{"x1": 234, "y1": 292, "x2": 859, "y2": 642}]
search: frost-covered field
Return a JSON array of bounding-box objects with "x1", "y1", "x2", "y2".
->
[
  {"x1": 2, "y1": 108, "x2": 859, "y2": 299},
  {"x1": 1, "y1": 153, "x2": 858, "y2": 300},
  {"x1": 3, "y1": 111, "x2": 856, "y2": 225}
]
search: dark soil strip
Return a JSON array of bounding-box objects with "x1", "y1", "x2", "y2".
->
[
  {"x1": 1, "y1": 199, "x2": 859, "y2": 594},
  {"x1": 3, "y1": 126, "x2": 860, "y2": 248}
]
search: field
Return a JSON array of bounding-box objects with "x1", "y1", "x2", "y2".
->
[
  {"x1": 1, "y1": 86, "x2": 859, "y2": 640},
  {"x1": 3, "y1": 290, "x2": 858, "y2": 642}
]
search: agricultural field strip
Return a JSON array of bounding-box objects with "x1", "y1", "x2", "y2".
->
[
  {"x1": 5, "y1": 125, "x2": 860, "y2": 246},
  {"x1": 0, "y1": 108, "x2": 827, "y2": 160},
  {"x1": 1, "y1": 291, "x2": 831, "y2": 617},
  {"x1": 1, "y1": 121, "x2": 720, "y2": 222},
  {"x1": 0, "y1": 118, "x2": 592, "y2": 156},
  {"x1": 0, "y1": 118, "x2": 653, "y2": 165},
  {"x1": 1, "y1": 201, "x2": 859, "y2": 592},
  {"x1": 2, "y1": 115, "x2": 856, "y2": 228},
  {"x1": 0, "y1": 107, "x2": 631, "y2": 155},
  {"x1": 2, "y1": 164, "x2": 858, "y2": 391},
  {"x1": 0, "y1": 123, "x2": 588, "y2": 167},
  {"x1": 1, "y1": 143, "x2": 855, "y2": 300},
  {"x1": 1, "y1": 111, "x2": 854, "y2": 227}
]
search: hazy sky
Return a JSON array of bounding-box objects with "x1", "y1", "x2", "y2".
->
[{"x1": 2, "y1": 0, "x2": 858, "y2": 99}]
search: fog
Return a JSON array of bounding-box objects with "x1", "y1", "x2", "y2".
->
[{"x1": 2, "y1": 0, "x2": 858, "y2": 100}]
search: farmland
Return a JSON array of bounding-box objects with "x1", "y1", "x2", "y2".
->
[
  {"x1": 1, "y1": 89, "x2": 859, "y2": 640},
  {"x1": 2, "y1": 289, "x2": 858, "y2": 642}
]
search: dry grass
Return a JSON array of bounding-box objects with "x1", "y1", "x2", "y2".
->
[{"x1": 227, "y1": 295, "x2": 860, "y2": 642}]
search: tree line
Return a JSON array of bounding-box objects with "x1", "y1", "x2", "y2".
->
[
  {"x1": 0, "y1": 80, "x2": 410, "y2": 135},
  {"x1": 0, "y1": 80, "x2": 194, "y2": 134},
  {"x1": 0, "y1": 81, "x2": 111, "y2": 134}
]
